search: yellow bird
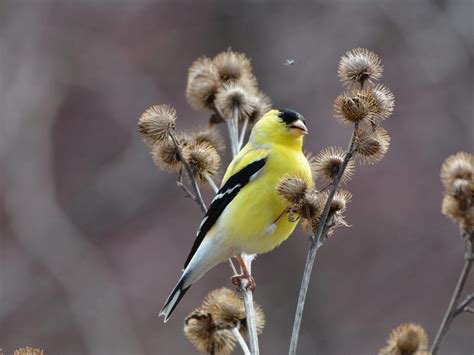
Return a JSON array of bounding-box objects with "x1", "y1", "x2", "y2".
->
[{"x1": 160, "y1": 108, "x2": 313, "y2": 321}]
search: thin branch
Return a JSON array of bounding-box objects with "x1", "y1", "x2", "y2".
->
[
  {"x1": 169, "y1": 131, "x2": 207, "y2": 213},
  {"x1": 431, "y1": 237, "x2": 473, "y2": 354},
  {"x1": 239, "y1": 254, "x2": 259, "y2": 355},
  {"x1": 453, "y1": 293, "x2": 474, "y2": 317},
  {"x1": 238, "y1": 115, "x2": 249, "y2": 151},
  {"x1": 289, "y1": 123, "x2": 359, "y2": 355},
  {"x1": 204, "y1": 172, "x2": 220, "y2": 194},
  {"x1": 231, "y1": 323, "x2": 251, "y2": 355}
]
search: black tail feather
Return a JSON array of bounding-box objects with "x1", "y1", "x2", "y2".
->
[{"x1": 159, "y1": 277, "x2": 191, "y2": 322}]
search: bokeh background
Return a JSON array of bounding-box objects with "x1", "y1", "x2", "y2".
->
[{"x1": 1, "y1": 1, "x2": 473, "y2": 354}]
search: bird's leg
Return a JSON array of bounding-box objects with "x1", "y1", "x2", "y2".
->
[{"x1": 231, "y1": 255, "x2": 256, "y2": 291}]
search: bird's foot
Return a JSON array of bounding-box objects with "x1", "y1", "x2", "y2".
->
[{"x1": 231, "y1": 274, "x2": 256, "y2": 292}]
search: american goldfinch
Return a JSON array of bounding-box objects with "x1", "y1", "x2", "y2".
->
[{"x1": 160, "y1": 108, "x2": 313, "y2": 321}]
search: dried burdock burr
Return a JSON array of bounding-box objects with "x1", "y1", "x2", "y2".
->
[
  {"x1": 338, "y1": 47, "x2": 383, "y2": 86},
  {"x1": 138, "y1": 104, "x2": 177, "y2": 147},
  {"x1": 440, "y1": 151, "x2": 473, "y2": 191},
  {"x1": 184, "y1": 309, "x2": 236, "y2": 355},
  {"x1": 14, "y1": 348, "x2": 45, "y2": 355},
  {"x1": 333, "y1": 92, "x2": 371, "y2": 124},
  {"x1": 184, "y1": 141, "x2": 221, "y2": 183},
  {"x1": 311, "y1": 146, "x2": 355, "y2": 184},
  {"x1": 330, "y1": 189, "x2": 353, "y2": 213},
  {"x1": 212, "y1": 49, "x2": 255, "y2": 84},
  {"x1": 186, "y1": 57, "x2": 220, "y2": 111},
  {"x1": 276, "y1": 175, "x2": 309, "y2": 212},
  {"x1": 379, "y1": 323, "x2": 429, "y2": 355},
  {"x1": 202, "y1": 288, "x2": 265, "y2": 336},
  {"x1": 151, "y1": 133, "x2": 190, "y2": 173},
  {"x1": 358, "y1": 84, "x2": 395, "y2": 121},
  {"x1": 354, "y1": 126, "x2": 391, "y2": 164},
  {"x1": 214, "y1": 81, "x2": 256, "y2": 120},
  {"x1": 247, "y1": 91, "x2": 272, "y2": 124},
  {"x1": 190, "y1": 127, "x2": 226, "y2": 154}
]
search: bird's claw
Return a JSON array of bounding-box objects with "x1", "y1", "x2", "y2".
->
[{"x1": 231, "y1": 274, "x2": 256, "y2": 292}]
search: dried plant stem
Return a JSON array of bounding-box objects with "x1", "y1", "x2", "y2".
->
[
  {"x1": 231, "y1": 323, "x2": 252, "y2": 355},
  {"x1": 431, "y1": 236, "x2": 473, "y2": 355},
  {"x1": 289, "y1": 123, "x2": 359, "y2": 355},
  {"x1": 169, "y1": 131, "x2": 207, "y2": 213},
  {"x1": 453, "y1": 293, "x2": 474, "y2": 317},
  {"x1": 238, "y1": 116, "x2": 249, "y2": 151},
  {"x1": 204, "y1": 172, "x2": 219, "y2": 193}
]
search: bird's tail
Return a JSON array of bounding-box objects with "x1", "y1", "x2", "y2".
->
[{"x1": 159, "y1": 275, "x2": 191, "y2": 322}]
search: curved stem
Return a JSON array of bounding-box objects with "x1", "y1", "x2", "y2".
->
[
  {"x1": 169, "y1": 131, "x2": 207, "y2": 213},
  {"x1": 431, "y1": 237, "x2": 473, "y2": 354},
  {"x1": 231, "y1": 324, "x2": 251, "y2": 355},
  {"x1": 238, "y1": 116, "x2": 249, "y2": 150},
  {"x1": 289, "y1": 123, "x2": 358, "y2": 355}
]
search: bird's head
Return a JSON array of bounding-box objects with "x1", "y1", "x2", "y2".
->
[{"x1": 250, "y1": 108, "x2": 308, "y2": 149}]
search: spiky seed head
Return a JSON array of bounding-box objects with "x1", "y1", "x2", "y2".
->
[
  {"x1": 327, "y1": 213, "x2": 350, "y2": 237},
  {"x1": 184, "y1": 142, "x2": 221, "y2": 182},
  {"x1": 184, "y1": 309, "x2": 236, "y2": 355},
  {"x1": 311, "y1": 147, "x2": 354, "y2": 184},
  {"x1": 333, "y1": 93, "x2": 370, "y2": 124},
  {"x1": 138, "y1": 105, "x2": 176, "y2": 146},
  {"x1": 14, "y1": 349, "x2": 44, "y2": 355},
  {"x1": 277, "y1": 176, "x2": 309, "y2": 210},
  {"x1": 379, "y1": 323, "x2": 429, "y2": 355},
  {"x1": 186, "y1": 57, "x2": 220, "y2": 111},
  {"x1": 440, "y1": 152, "x2": 474, "y2": 190},
  {"x1": 357, "y1": 84, "x2": 395, "y2": 121},
  {"x1": 354, "y1": 126, "x2": 391, "y2": 164},
  {"x1": 212, "y1": 49, "x2": 254, "y2": 83},
  {"x1": 191, "y1": 128, "x2": 225, "y2": 153},
  {"x1": 331, "y1": 189, "x2": 353, "y2": 213},
  {"x1": 214, "y1": 81, "x2": 256, "y2": 120},
  {"x1": 247, "y1": 91, "x2": 272, "y2": 123},
  {"x1": 151, "y1": 138, "x2": 182, "y2": 172},
  {"x1": 442, "y1": 194, "x2": 474, "y2": 230},
  {"x1": 338, "y1": 48, "x2": 383, "y2": 86},
  {"x1": 202, "y1": 288, "x2": 265, "y2": 336},
  {"x1": 298, "y1": 191, "x2": 325, "y2": 220}
]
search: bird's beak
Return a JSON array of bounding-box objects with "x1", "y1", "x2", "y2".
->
[{"x1": 289, "y1": 119, "x2": 308, "y2": 136}]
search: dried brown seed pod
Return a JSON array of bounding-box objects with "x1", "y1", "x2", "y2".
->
[
  {"x1": 333, "y1": 92, "x2": 370, "y2": 124},
  {"x1": 442, "y1": 193, "x2": 474, "y2": 230},
  {"x1": 186, "y1": 57, "x2": 220, "y2": 111},
  {"x1": 276, "y1": 176, "x2": 309, "y2": 211},
  {"x1": 357, "y1": 84, "x2": 395, "y2": 121},
  {"x1": 379, "y1": 323, "x2": 429, "y2": 355},
  {"x1": 214, "y1": 81, "x2": 256, "y2": 120},
  {"x1": 354, "y1": 126, "x2": 391, "y2": 164},
  {"x1": 191, "y1": 128, "x2": 226, "y2": 153},
  {"x1": 138, "y1": 104, "x2": 176, "y2": 146},
  {"x1": 298, "y1": 191, "x2": 325, "y2": 220},
  {"x1": 440, "y1": 151, "x2": 474, "y2": 190},
  {"x1": 202, "y1": 288, "x2": 265, "y2": 336},
  {"x1": 184, "y1": 309, "x2": 236, "y2": 355},
  {"x1": 338, "y1": 48, "x2": 383, "y2": 86},
  {"x1": 184, "y1": 142, "x2": 221, "y2": 182},
  {"x1": 14, "y1": 348, "x2": 44, "y2": 355},
  {"x1": 151, "y1": 133, "x2": 190, "y2": 172},
  {"x1": 212, "y1": 49, "x2": 255, "y2": 83},
  {"x1": 330, "y1": 189, "x2": 353, "y2": 213},
  {"x1": 311, "y1": 147, "x2": 354, "y2": 184}
]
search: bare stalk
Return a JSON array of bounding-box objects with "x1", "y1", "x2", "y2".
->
[
  {"x1": 169, "y1": 131, "x2": 207, "y2": 213},
  {"x1": 231, "y1": 323, "x2": 252, "y2": 355},
  {"x1": 431, "y1": 236, "x2": 473, "y2": 354},
  {"x1": 238, "y1": 116, "x2": 249, "y2": 151},
  {"x1": 289, "y1": 123, "x2": 359, "y2": 355},
  {"x1": 204, "y1": 172, "x2": 219, "y2": 193},
  {"x1": 453, "y1": 293, "x2": 474, "y2": 317}
]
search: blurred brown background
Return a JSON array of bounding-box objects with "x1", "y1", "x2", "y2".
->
[{"x1": 1, "y1": 1, "x2": 473, "y2": 354}]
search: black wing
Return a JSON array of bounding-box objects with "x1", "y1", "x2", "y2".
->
[{"x1": 183, "y1": 157, "x2": 267, "y2": 269}]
